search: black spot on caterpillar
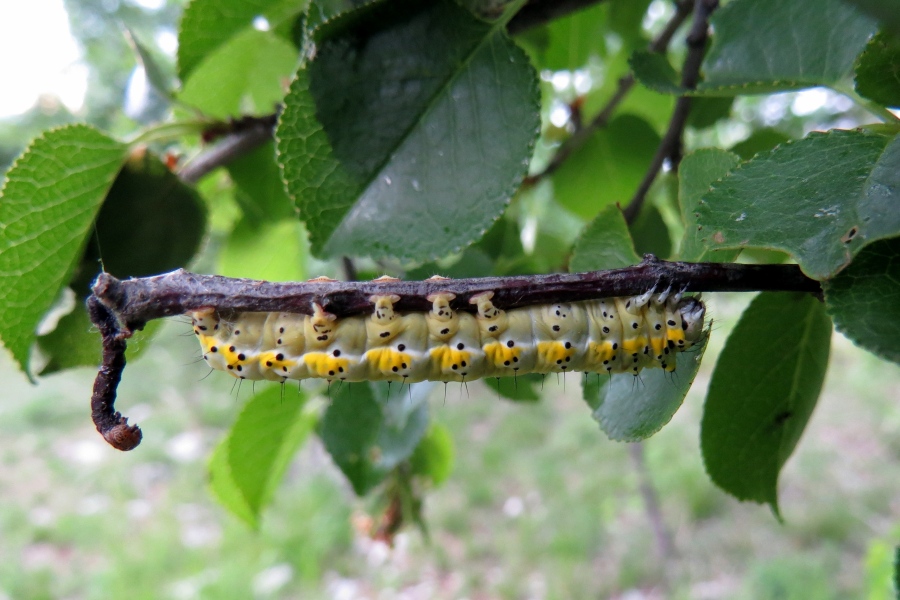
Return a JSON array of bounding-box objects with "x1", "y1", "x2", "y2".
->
[{"x1": 190, "y1": 288, "x2": 705, "y2": 384}]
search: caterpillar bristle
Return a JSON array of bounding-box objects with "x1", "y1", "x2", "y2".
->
[{"x1": 189, "y1": 290, "x2": 706, "y2": 386}]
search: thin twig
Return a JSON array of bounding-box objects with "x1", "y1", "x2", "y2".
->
[
  {"x1": 622, "y1": 0, "x2": 718, "y2": 224},
  {"x1": 525, "y1": 0, "x2": 694, "y2": 184},
  {"x1": 178, "y1": 114, "x2": 278, "y2": 184}
]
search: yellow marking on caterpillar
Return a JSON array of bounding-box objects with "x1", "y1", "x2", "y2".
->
[
  {"x1": 364, "y1": 347, "x2": 413, "y2": 376},
  {"x1": 536, "y1": 340, "x2": 575, "y2": 369},
  {"x1": 483, "y1": 341, "x2": 521, "y2": 368},
  {"x1": 303, "y1": 352, "x2": 350, "y2": 379},
  {"x1": 429, "y1": 346, "x2": 472, "y2": 373}
]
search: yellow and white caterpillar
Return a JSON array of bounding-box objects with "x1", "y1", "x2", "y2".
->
[{"x1": 190, "y1": 286, "x2": 706, "y2": 384}]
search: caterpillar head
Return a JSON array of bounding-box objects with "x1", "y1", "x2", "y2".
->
[{"x1": 678, "y1": 297, "x2": 706, "y2": 345}]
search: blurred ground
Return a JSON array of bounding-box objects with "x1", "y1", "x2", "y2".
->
[{"x1": 1, "y1": 293, "x2": 898, "y2": 599}]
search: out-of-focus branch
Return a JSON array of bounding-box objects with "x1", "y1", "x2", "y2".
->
[
  {"x1": 178, "y1": 113, "x2": 278, "y2": 184},
  {"x1": 524, "y1": 0, "x2": 694, "y2": 185},
  {"x1": 622, "y1": 0, "x2": 718, "y2": 224}
]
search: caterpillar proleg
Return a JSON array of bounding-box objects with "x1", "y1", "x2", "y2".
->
[{"x1": 190, "y1": 287, "x2": 706, "y2": 384}]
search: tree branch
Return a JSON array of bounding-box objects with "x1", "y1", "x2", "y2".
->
[
  {"x1": 178, "y1": 113, "x2": 278, "y2": 184},
  {"x1": 525, "y1": 0, "x2": 694, "y2": 184},
  {"x1": 622, "y1": 0, "x2": 718, "y2": 224},
  {"x1": 86, "y1": 256, "x2": 820, "y2": 451}
]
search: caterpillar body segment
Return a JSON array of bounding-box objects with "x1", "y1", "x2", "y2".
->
[{"x1": 190, "y1": 289, "x2": 706, "y2": 384}]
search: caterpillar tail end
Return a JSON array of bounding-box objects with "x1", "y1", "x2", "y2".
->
[{"x1": 98, "y1": 415, "x2": 143, "y2": 451}]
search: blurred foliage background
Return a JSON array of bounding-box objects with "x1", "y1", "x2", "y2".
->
[{"x1": 1, "y1": 0, "x2": 900, "y2": 598}]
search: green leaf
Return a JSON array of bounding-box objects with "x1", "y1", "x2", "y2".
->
[
  {"x1": 36, "y1": 302, "x2": 98, "y2": 373},
  {"x1": 730, "y1": 128, "x2": 791, "y2": 160},
  {"x1": 74, "y1": 149, "x2": 207, "y2": 295},
  {"x1": 319, "y1": 381, "x2": 430, "y2": 495},
  {"x1": 634, "y1": 0, "x2": 877, "y2": 95},
  {"x1": 209, "y1": 432, "x2": 256, "y2": 526},
  {"x1": 552, "y1": 115, "x2": 660, "y2": 220},
  {"x1": 126, "y1": 27, "x2": 175, "y2": 99},
  {"x1": 409, "y1": 422, "x2": 454, "y2": 487},
  {"x1": 629, "y1": 51, "x2": 683, "y2": 95},
  {"x1": 841, "y1": 0, "x2": 900, "y2": 35},
  {"x1": 212, "y1": 385, "x2": 315, "y2": 527},
  {"x1": 677, "y1": 148, "x2": 741, "y2": 262},
  {"x1": 701, "y1": 292, "x2": 831, "y2": 516},
  {"x1": 483, "y1": 372, "x2": 544, "y2": 402},
  {"x1": 855, "y1": 32, "x2": 900, "y2": 109},
  {"x1": 179, "y1": 28, "x2": 297, "y2": 119},
  {"x1": 177, "y1": 0, "x2": 302, "y2": 81},
  {"x1": 518, "y1": 2, "x2": 607, "y2": 71},
  {"x1": 696, "y1": 130, "x2": 900, "y2": 279},
  {"x1": 824, "y1": 236, "x2": 900, "y2": 365},
  {"x1": 0, "y1": 125, "x2": 127, "y2": 375},
  {"x1": 583, "y1": 328, "x2": 709, "y2": 441},
  {"x1": 371, "y1": 382, "x2": 431, "y2": 473},
  {"x1": 687, "y1": 97, "x2": 734, "y2": 129},
  {"x1": 630, "y1": 203, "x2": 671, "y2": 259},
  {"x1": 226, "y1": 141, "x2": 295, "y2": 223},
  {"x1": 219, "y1": 218, "x2": 306, "y2": 282},
  {"x1": 38, "y1": 306, "x2": 163, "y2": 375},
  {"x1": 570, "y1": 204, "x2": 640, "y2": 272},
  {"x1": 276, "y1": 0, "x2": 540, "y2": 261}
]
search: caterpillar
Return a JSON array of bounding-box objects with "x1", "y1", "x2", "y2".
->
[{"x1": 189, "y1": 281, "x2": 706, "y2": 385}]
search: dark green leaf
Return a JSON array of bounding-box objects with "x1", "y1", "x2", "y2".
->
[
  {"x1": 629, "y1": 51, "x2": 685, "y2": 95},
  {"x1": 841, "y1": 0, "x2": 900, "y2": 35},
  {"x1": 226, "y1": 141, "x2": 295, "y2": 223},
  {"x1": 409, "y1": 422, "x2": 454, "y2": 487},
  {"x1": 552, "y1": 115, "x2": 660, "y2": 220},
  {"x1": 179, "y1": 29, "x2": 297, "y2": 119},
  {"x1": 678, "y1": 148, "x2": 741, "y2": 262},
  {"x1": 36, "y1": 303, "x2": 98, "y2": 373},
  {"x1": 730, "y1": 128, "x2": 791, "y2": 160},
  {"x1": 319, "y1": 381, "x2": 430, "y2": 495},
  {"x1": 0, "y1": 125, "x2": 127, "y2": 375},
  {"x1": 276, "y1": 0, "x2": 540, "y2": 261},
  {"x1": 608, "y1": 0, "x2": 651, "y2": 51},
  {"x1": 371, "y1": 382, "x2": 431, "y2": 473},
  {"x1": 177, "y1": 0, "x2": 301, "y2": 80},
  {"x1": 219, "y1": 219, "x2": 306, "y2": 282},
  {"x1": 696, "y1": 130, "x2": 900, "y2": 279},
  {"x1": 75, "y1": 149, "x2": 207, "y2": 294},
  {"x1": 583, "y1": 328, "x2": 709, "y2": 441},
  {"x1": 634, "y1": 0, "x2": 877, "y2": 95},
  {"x1": 687, "y1": 97, "x2": 734, "y2": 129},
  {"x1": 855, "y1": 32, "x2": 900, "y2": 109},
  {"x1": 570, "y1": 204, "x2": 640, "y2": 272},
  {"x1": 630, "y1": 203, "x2": 671, "y2": 259},
  {"x1": 824, "y1": 236, "x2": 900, "y2": 365},
  {"x1": 37, "y1": 304, "x2": 163, "y2": 375},
  {"x1": 701, "y1": 293, "x2": 832, "y2": 515},
  {"x1": 483, "y1": 372, "x2": 544, "y2": 402}
]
